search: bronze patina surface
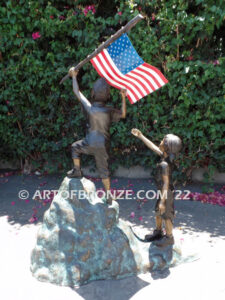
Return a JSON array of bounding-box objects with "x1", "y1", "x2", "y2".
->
[
  {"x1": 67, "y1": 68, "x2": 127, "y2": 203},
  {"x1": 131, "y1": 129, "x2": 182, "y2": 247}
]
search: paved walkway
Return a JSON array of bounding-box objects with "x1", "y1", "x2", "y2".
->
[{"x1": 0, "y1": 174, "x2": 225, "y2": 300}]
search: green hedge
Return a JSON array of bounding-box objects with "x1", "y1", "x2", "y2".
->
[{"x1": 0, "y1": 0, "x2": 225, "y2": 180}]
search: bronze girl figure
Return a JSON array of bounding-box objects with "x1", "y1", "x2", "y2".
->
[{"x1": 131, "y1": 129, "x2": 182, "y2": 247}]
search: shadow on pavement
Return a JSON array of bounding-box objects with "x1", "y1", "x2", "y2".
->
[
  {"x1": 74, "y1": 276, "x2": 150, "y2": 300},
  {"x1": 175, "y1": 201, "x2": 225, "y2": 238}
]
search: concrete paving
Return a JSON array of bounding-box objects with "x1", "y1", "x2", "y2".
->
[{"x1": 0, "y1": 174, "x2": 225, "y2": 300}]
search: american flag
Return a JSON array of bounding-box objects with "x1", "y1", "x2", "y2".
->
[{"x1": 90, "y1": 34, "x2": 168, "y2": 104}]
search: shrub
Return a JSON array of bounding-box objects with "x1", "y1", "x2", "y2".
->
[{"x1": 0, "y1": 0, "x2": 224, "y2": 180}]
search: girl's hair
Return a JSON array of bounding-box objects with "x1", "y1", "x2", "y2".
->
[
  {"x1": 163, "y1": 134, "x2": 182, "y2": 162},
  {"x1": 91, "y1": 78, "x2": 110, "y2": 102}
]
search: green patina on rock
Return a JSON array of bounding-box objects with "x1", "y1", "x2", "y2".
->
[{"x1": 30, "y1": 177, "x2": 181, "y2": 286}]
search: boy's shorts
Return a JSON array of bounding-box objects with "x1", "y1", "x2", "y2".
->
[{"x1": 71, "y1": 139, "x2": 109, "y2": 179}]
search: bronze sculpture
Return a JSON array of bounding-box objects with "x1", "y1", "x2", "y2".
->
[
  {"x1": 131, "y1": 129, "x2": 182, "y2": 247},
  {"x1": 67, "y1": 68, "x2": 127, "y2": 204}
]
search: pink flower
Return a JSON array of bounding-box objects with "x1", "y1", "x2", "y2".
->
[
  {"x1": 152, "y1": 14, "x2": 155, "y2": 21},
  {"x1": 130, "y1": 212, "x2": 135, "y2": 218},
  {"x1": 213, "y1": 60, "x2": 219, "y2": 65},
  {"x1": 139, "y1": 216, "x2": 143, "y2": 221},
  {"x1": 83, "y1": 5, "x2": 96, "y2": 16},
  {"x1": 50, "y1": 15, "x2": 54, "y2": 19},
  {"x1": 59, "y1": 15, "x2": 65, "y2": 20},
  {"x1": 189, "y1": 191, "x2": 225, "y2": 207},
  {"x1": 5, "y1": 100, "x2": 9, "y2": 105},
  {"x1": 187, "y1": 55, "x2": 193, "y2": 61},
  {"x1": 29, "y1": 216, "x2": 37, "y2": 223},
  {"x1": 118, "y1": 11, "x2": 122, "y2": 16},
  {"x1": 32, "y1": 32, "x2": 41, "y2": 40},
  {"x1": 11, "y1": 201, "x2": 16, "y2": 206}
]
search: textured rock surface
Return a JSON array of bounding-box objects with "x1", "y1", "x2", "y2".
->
[{"x1": 31, "y1": 177, "x2": 182, "y2": 287}]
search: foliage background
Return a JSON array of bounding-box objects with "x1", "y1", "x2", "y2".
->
[{"x1": 0, "y1": 0, "x2": 225, "y2": 180}]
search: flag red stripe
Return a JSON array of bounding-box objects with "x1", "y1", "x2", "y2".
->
[
  {"x1": 91, "y1": 58, "x2": 104, "y2": 77},
  {"x1": 91, "y1": 57, "x2": 123, "y2": 91},
  {"x1": 95, "y1": 53, "x2": 139, "y2": 101},
  {"x1": 96, "y1": 52, "x2": 140, "y2": 101},
  {"x1": 125, "y1": 73, "x2": 150, "y2": 95},
  {"x1": 143, "y1": 62, "x2": 168, "y2": 84},
  {"x1": 91, "y1": 57, "x2": 135, "y2": 103},
  {"x1": 136, "y1": 66, "x2": 161, "y2": 88},
  {"x1": 139, "y1": 65, "x2": 165, "y2": 88},
  {"x1": 125, "y1": 71, "x2": 153, "y2": 94},
  {"x1": 129, "y1": 69, "x2": 156, "y2": 92},
  {"x1": 101, "y1": 51, "x2": 145, "y2": 98}
]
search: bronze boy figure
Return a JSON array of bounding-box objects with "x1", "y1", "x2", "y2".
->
[
  {"x1": 67, "y1": 68, "x2": 127, "y2": 204},
  {"x1": 131, "y1": 129, "x2": 182, "y2": 247}
]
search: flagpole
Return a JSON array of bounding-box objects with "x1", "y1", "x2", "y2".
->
[{"x1": 60, "y1": 14, "x2": 144, "y2": 84}]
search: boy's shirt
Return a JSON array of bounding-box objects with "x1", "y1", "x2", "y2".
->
[{"x1": 80, "y1": 97, "x2": 122, "y2": 147}]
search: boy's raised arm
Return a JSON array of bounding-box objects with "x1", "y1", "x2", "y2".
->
[
  {"x1": 69, "y1": 68, "x2": 91, "y2": 112},
  {"x1": 131, "y1": 128, "x2": 163, "y2": 156}
]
